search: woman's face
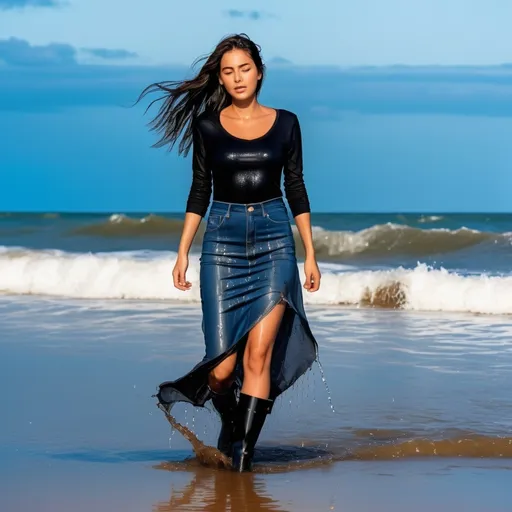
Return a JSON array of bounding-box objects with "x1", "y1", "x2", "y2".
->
[{"x1": 219, "y1": 49, "x2": 261, "y2": 101}]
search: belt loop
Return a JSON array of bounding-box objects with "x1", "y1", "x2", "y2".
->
[
  {"x1": 261, "y1": 202, "x2": 267, "y2": 217},
  {"x1": 226, "y1": 204, "x2": 231, "y2": 218}
]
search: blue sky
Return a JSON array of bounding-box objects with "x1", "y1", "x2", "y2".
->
[
  {"x1": 1, "y1": 0, "x2": 512, "y2": 213},
  {"x1": 1, "y1": 0, "x2": 512, "y2": 66}
]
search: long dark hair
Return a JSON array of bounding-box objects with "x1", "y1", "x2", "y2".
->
[{"x1": 136, "y1": 33, "x2": 265, "y2": 156}]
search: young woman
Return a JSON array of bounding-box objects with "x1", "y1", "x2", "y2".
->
[{"x1": 139, "y1": 33, "x2": 321, "y2": 472}]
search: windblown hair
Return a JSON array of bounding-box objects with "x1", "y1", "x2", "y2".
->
[{"x1": 136, "y1": 33, "x2": 265, "y2": 156}]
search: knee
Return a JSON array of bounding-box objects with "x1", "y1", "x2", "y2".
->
[
  {"x1": 210, "y1": 363, "x2": 234, "y2": 385},
  {"x1": 244, "y1": 344, "x2": 271, "y2": 376}
]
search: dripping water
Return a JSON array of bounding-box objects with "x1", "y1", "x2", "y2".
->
[
  {"x1": 316, "y1": 358, "x2": 336, "y2": 414},
  {"x1": 168, "y1": 426, "x2": 176, "y2": 449}
]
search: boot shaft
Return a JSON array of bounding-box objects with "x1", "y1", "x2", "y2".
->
[{"x1": 231, "y1": 392, "x2": 273, "y2": 472}]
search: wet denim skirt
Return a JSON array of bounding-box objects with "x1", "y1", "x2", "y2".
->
[{"x1": 157, "y1": 196, "x2": 319, "y2": 409}]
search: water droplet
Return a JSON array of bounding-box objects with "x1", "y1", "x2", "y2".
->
[{"x1": 316, "y1": 359, "x2": 336, "y2": 413}]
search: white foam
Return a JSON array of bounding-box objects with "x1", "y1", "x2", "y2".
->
[
  {"x1": 1, "y1": 247, "x2": 512, "y2": 315},
  {"x1": 418, "y1": 215, "x2": 444, "y2": 223},
  {"x1": 0, "y1": 247, "x2": 203, "y2": 302}
]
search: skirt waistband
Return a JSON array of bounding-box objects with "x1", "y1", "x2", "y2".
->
[{"x1": 210, "y1": 196, "x2": 285, "y2": 217}]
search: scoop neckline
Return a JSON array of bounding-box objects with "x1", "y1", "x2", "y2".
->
[{"x1": 217, "y1": 108, "x2": 280, "y2": 142}]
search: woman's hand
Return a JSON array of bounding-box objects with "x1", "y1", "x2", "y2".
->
[
  {"x1": 172, "y1": 212, "x2": 202, "y2": 292},
  {"x1": 292, "y1": 212, "x2": 319, "y2": 293},
  {"x1": 303, "y1": 256, "x2": 321, "y2": 292},
  {"x1": 173, "y1": 254, "x2": 192, "y2": 291}
]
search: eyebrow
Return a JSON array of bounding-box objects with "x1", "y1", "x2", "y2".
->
[{"x1": 221, "y1": 62, "x2": 251, "y2": 71}]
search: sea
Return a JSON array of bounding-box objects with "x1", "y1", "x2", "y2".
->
[
  {"x1": 2, "y1": 211, "x2": 512, "y2": 511},
  {"x1": 1, "y1": 211, "x2": 511, "y2": 314}
]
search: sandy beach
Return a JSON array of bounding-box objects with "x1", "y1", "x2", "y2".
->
[{"x1": 2, "y1": 295, "x2": 512, "y2": 511}]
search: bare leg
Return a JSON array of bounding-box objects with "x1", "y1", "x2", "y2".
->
[
  {"x1": 242, "y1": 301, "x2": 287, "y2": 399},
  {"x1": 209, "y1": 353, "x2": 237, "y2": 393}
]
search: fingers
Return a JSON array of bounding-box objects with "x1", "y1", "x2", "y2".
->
[
  {"x1": 308, "y1": 274, "x2": 320, "y2": 292},
  {"x1": 311, "y1": 272, "x2": 321, "y2": 292},
  {"x1": 173, "y1": 267, "x2": 192, "y2": 291},
  {"x1": 303, "y1": 269, "x2": 321, "y2": 292}
]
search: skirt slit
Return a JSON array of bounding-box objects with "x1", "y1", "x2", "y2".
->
[{"x1": 156, "y1": 198, "x2": 319, "y2": 411}]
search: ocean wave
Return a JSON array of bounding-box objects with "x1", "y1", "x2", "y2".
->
[
  {"x1": 71, "y1": 215, "x2": 507, "y2": 259},
  {"x1": 309, "y1": 223, "x2": 502, "y2": 258},
  {"x1": 1, "y1": 246, "x2": 511, "y2": 315},
  {"x1": 72, "y1": 214, "x2": 185, "y2": 236}
]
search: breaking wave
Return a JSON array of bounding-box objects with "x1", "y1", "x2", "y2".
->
[
  {"x1": 308, "y1": 223, "x2": 507, "y2": 259},
  {"x1": 1, "y1": 246, "x2": 512, "y2": 315},
  {"x1": 70, "y1": 215, "x2": 509, "y2": 259}
]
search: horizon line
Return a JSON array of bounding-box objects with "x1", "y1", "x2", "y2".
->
[{"x1": 1, "y1": 210, "x2": 511, "y2": 216}]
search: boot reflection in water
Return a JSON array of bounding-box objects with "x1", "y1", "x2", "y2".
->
[{"x1": 155, "y1": 469, "x2": 287, "y2": 512}]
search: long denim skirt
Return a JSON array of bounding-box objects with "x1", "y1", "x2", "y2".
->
[{"x1": 157, "y1": 197, "x2": 319, "y2": 409}]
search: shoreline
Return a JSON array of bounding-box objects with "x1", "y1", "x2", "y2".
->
[{"x1": 2, "y1": 296, "x2": 512, "y2": 511}]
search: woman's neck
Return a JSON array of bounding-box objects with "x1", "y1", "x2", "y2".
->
[{"x1": 229, "y1": 98, "x2": 260, "y2": 119}]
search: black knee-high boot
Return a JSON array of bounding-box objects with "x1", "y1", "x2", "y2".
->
[
  {"x1": 209, "y1": 383, "x2": 239, "y2": 456},
  {"x1": 230, "y1": 392, "x2": 273, "y2": 472}
]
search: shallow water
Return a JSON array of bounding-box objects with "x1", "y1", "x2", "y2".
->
[{"x1": 1, "y1": 296, "x2": 512, "y2": 511}]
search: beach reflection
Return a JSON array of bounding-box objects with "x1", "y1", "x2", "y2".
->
[{"x1": 153, "y1": 468, "x2": 289, "y2": 512}]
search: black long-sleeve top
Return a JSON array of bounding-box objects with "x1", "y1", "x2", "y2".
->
[{"x1": 185, "y1": 108, "x2": 311, "y2": 218}]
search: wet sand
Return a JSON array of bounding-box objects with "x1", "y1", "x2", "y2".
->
[{"x1": 1, "y1": 296, "x2": 512, "y2": 511}]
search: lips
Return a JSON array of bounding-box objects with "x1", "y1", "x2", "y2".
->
[{"x1": 234, "y1": 86, "x2": 246, "y2": 93}]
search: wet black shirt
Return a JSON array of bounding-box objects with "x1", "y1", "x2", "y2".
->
[{"x1": 185, "y1": 108, "x2": 311, "y2": 218}]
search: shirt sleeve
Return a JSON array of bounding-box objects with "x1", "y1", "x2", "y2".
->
[
  {"x1": 283, "y1": 114, "x2": 311, "y2": 217},
  {"x1": 185, "y1": 120, "x2": 212, "y2": 217}
]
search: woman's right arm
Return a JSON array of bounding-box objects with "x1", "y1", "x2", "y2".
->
[
  {"x1": 173, "y1": 120, "x2": 211, "y2": 291},
  {"x1": 172, "y1": 212, "x2": 202, "y2": 291}
]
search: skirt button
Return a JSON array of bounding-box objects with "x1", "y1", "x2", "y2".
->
[{"x1": 248, "y1": 206, "x2": 254, "y2": 212}]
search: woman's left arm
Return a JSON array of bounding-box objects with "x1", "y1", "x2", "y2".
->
[
  {"x1": 284, "y1": 113, "x2": 321, "y2": 293},
  {"x1": 294, "y1": 213, "x2": 321, "y2": 292}
]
